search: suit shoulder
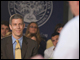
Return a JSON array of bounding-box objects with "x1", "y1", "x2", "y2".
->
[
  {"x1": 23, "y1": 36, "x2": 37, "y2": 43},
  {"x1": 1, "y1": 35, "x2": 11, "y2": 44}
]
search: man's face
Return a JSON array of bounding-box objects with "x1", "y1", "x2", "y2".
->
[
  {"x1": 1, "y1": 24, "x2": 9, "y2": 38},
  {"x1": 51, "y1": 35, "x2": 59, "y2": 47},
  {"x1": 9, "y1": 19, "x2": 25, "y2": 37}
]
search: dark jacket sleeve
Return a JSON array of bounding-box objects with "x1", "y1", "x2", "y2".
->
[
  {"x1": 31, "y1": 41, "x2": 38, "y2": 56},
  {"x1": 38, "y1": 39, "x2": 46, "y2": 57},
  {"x1": 1, "y1": 38, "x2": 6, "y2": 59},
  {"x1": 1, "y1": 43, "x2": 3, "y2": 59}
]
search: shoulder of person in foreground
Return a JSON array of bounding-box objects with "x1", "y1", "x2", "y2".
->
[
  {"x1": 62, "y1": 16, "x2": 79, "y2": 31},
  {"x1": 53, "y1": 16, "x2": 79, "y2": 59}
]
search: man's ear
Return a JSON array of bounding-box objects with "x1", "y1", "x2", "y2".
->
[{"x1": 9, "y1": 24, "x2": 12, "y2": 30}]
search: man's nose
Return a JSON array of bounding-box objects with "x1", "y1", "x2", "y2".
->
[
  {"x1": 17, "y1": 25, "x2": 20, "y2": 28},
  {"x1": 3, "y1": 29, "x2": 6, "y2": 32},
  {"x1": 56, "y1": 40, "x2": 58, "y2": 44}
]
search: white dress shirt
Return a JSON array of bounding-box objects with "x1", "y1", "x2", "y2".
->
[
  {"x1": 53, "y1": 15, "x2": 79, "y2": 59},
  {"x1": 44, "y1": 46, "x2": 54, "y2": 59}
]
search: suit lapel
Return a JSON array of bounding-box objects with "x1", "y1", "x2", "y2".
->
[
  {"x1": 21, "y1": 36, "x2": 28, "y2": 59},
  {"x1": 6, "y1": 36, "x2": 14, "y2": 59}
]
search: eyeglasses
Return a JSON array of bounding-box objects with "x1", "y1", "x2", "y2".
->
[{"x1": 30, "y1": 26, "x2": 37, "y2": 28}]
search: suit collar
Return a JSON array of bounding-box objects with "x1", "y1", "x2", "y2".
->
[
  {"x1": 6, "y1": 35, "x2": 28, "y2": 59},
  {"x1": 21, "y1": 36, "x2": 28, "y2": 59},
  {"x1": 12, "y1": 35, "x2": 23, "y2": 44}
]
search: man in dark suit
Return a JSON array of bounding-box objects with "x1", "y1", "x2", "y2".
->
[{"x1": 1, "y1": 14, "x2": 38, "y2": 59}]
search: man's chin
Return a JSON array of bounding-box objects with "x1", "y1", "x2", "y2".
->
[
  {"x1": 16, "y1": 34, "x2": 22, "y2": 37},
  {"x1": 17, "y1": 35, "x2": 21, "y2": 37}
]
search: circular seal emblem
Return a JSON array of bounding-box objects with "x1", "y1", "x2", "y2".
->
[{"x1": 8, "y1": 1, "x2": 53, "y2": 28}]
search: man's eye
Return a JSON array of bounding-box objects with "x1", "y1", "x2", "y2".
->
[
  {"x1": 20, "y1": 24, "x2": 23, "y2": 25},
  {"x1": 14, "y1": 24, "x2": 16, "y2": 25}
]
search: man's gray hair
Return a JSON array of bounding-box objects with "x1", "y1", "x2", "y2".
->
[{"x1": 9, "y1": 14, "x2": 24, "y2": 25}]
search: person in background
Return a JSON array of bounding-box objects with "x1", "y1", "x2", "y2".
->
[
  {"x1": 30, "y1": 1, "x2": 79, "y2": 59},
  {"x1": 44, "y1": 32, "x2": 59, "y2": 59},
  {"x1": 25, "y1": 22, "x2": 46, "y2": 57},
  {"x1": 1, "y1": 21, "x2": 10, "y2": 39},
  {"x1": 1, "y1": 14, "x2": 38, "y2": 59},
  {"x1": 46, "y1": 39, "x2": 53, "y2": 49},
  {"x1": 46, "y1": 23, "x2": 64, "y2": 49},
  {"x1": 54, "y1": 23, "x2": 64, "y2": 33},
  {"x1": 53, "y1": 1, "x2": 79, "y2": 59}
]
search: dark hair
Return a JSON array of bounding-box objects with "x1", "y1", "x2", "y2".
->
[
  {"x1": 54, "y1": 23, "x2": 64, "y2": 33},
  {"x1": 51, "y1": 32, "x2": 59, "y2": 38},
  {"x1": 9, "y1": 14, "x2": 24, "y2": 25},
  {"x1": 1, "y1": 20, "x2": 9, "y2": 27}
]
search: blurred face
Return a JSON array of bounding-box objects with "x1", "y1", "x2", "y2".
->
[
  {"x1": 9, "y1": 19, "x2": 25, "y2": 37},
  {"x1": 69, "y1": 1, "x2": 79, "y2": 16},
  {"x1": 1, "y1": 24, "x2": 9, "y2": 38},
  {"x1": 69, "y1": 1, "x2": 75, "y2": 16},
  {"x1": 57, "y1": 27, "x2": 63, "y2": 33},
  {"x1": 29, "y1": 23, "x2": 38, "y2": 34},
  {"x1": 51, "y1": 35, "x2": 59, "y2": 47}
]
